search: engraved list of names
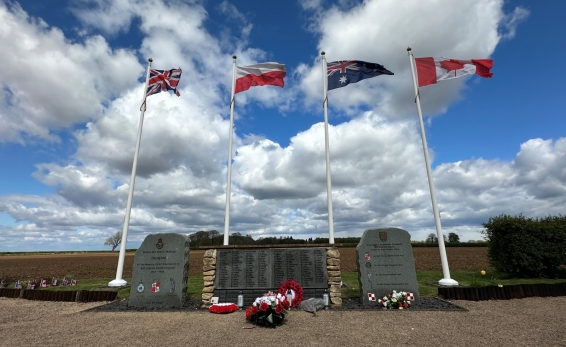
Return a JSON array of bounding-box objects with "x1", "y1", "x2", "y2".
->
[{"x1": 215, "y1": 248, "x2": 327, "y2": 289}]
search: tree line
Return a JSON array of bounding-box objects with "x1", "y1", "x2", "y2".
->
[
  {"x1": 186, "y1": 230, "x2": 464, "y2": 248},
  {"x1": 104, "y1": 229, "x2": 470, "y2": 250}
]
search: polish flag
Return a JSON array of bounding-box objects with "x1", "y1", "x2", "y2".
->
[
  {"x1": 235, "y1": 62, "x2": 286, "y2": 94},
  {"x1": 415, "y1": 57, "x2": 493, "y2": 87}
]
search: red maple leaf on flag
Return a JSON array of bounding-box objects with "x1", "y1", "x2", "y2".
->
[{"x1": 439, "y1": 59, "x2": 467, "y2": 76}]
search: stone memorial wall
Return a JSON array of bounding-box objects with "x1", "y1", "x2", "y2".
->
[
  {"x1": 356, "y1": 228, "x2": 421, "y2": 306},
  {"x1": 215, "y1": 248, "x2": 327, "y2": 289},
  {"x1": 202, "y1": 246, "x2": 342, "y2": 307},
  {"x1": 128, "y1": 233, "x2": 190, "y2": 308}
]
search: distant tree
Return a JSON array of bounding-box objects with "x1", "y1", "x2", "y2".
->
[
  {"x1": 448, "y1": 232, "x2": 460, "y2": 243},
  {"x1": 425, "y1": 233, "x2": 438, "y2": 243},
  {"x1": 104, "y1": 231, "x2": 122, "y2": 251},
  {"x1": 209, "y1": 230, "x2": 220, "y2": 245},
  {"x1": 189, "y1": 230, "x2": 212, "y2": 247}
]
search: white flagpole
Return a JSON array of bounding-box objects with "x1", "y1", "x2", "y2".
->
[
  {"x1": 407, "y1": 48, "x2": 458, "y2": 286},
  {"x1": 321, "y1": 52, "x2": 335, "y2": 244},
  {"x1": 109, "y1": 58, "x2": 153, "y2": 287},
  {"x1": 223, "y1": 55, "x2": 237, "y2": 245}
]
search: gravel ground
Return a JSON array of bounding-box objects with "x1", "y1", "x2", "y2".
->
[{"x1": 1, "y1": 296, "x2": 565, "y2": 346}]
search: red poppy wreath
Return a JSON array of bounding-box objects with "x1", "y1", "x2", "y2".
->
[
  {"x1": 278, "y1": 279, "x2": 304, "y2": 308},
  {"x1": 209, "y1": 303, "x2": 238, "y2": 314}
]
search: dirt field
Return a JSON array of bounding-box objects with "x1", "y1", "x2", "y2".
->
[{"x1": 0, "y1": 247, "x2": 489, "y2": 280}]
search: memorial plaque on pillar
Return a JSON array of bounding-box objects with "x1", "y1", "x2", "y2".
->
[
  {"x1": 285, "y1": 249, "x2": 301, "y2": 282},
  {"x1": 313, "y1": 248, "x2": 326, "y2": 284},
  {"x1": 257, "y1": 250, "x2": 271, "y2": 288},
  {"x1": 356, "y1": 228, "x2": 421, "y2": 306},
  {"x1": 128, "y1": 233, "x2": 190, "y2": 308},
  {"x1": 214, "y1": 248, "x2": 328, "y2": 290}
]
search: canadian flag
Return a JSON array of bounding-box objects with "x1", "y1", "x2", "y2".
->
[{"x1": 415, "y1": 57, "x2": 493, "y2": 87}]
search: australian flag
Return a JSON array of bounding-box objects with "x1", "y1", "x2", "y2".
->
[
  {"x1": 146, "y1": 68, "x2": 182, "y2": 97},
  {"x1": 327, "y1": 60, "x2": 393, "y2": 91}
]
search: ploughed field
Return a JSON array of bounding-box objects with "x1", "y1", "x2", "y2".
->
[{"x1": 0, "y1": 247, "x2": 489, "y2": 280}]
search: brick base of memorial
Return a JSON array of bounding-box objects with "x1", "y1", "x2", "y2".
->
[{"x1": 200, "y1": 244, "x2": 342, "y2": 307}]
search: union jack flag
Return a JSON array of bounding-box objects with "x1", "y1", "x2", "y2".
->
[
  {"x1": 146, "y1": 68, "x2": 182, "y2": 97},
  {"x1": 327, "y1": 61, "x2": 360, "y2": 77}
]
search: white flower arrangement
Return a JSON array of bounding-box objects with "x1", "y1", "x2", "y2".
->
[{"x1": 378, "y1": 290, "x2": 414, "y2": 309}]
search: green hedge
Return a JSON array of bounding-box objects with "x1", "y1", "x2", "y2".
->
[{"x1": 482, "y1": 214, "x2": 566, "y2": 278}]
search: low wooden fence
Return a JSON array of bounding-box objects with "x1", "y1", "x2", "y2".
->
[
  {"x1": 438, "y1": 283, "x2": 566, "y2": 301},
  {"x1": 0, "y1": 288, "x2": 117, "y2": 302}
]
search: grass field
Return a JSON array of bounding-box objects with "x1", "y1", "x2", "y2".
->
[{"x1": 2, "y1": 248, "x2": 563, "y2": 301}]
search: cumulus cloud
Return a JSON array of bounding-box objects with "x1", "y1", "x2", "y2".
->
[
  {"x1": 0, "y1": 1, "x2": 142, "y2": 143},
  {"x1": 2, "y1": 0, "x2": 557, "y2": 252},
  {"x1": 297, "y1": 0, "x2": 514, "y2": 119}
]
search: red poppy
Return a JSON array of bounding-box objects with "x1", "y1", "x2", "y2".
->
[
  {"x1": 275, "y1": 304, "x2": 284, "y2": 314},
  {"x1": 282, "y1": 298, "x2": 290, "y2": 309},
  {"x1": 260, "y1": 301, "x2": 269, "y2": 311},
  {"x1": 277, "y1": 280, "x2": 304, "y2": 308}
]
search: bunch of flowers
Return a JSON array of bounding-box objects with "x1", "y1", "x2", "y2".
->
[
  {"x1": 378, "y1": 290, "x2": 414, "y2": 309},
  {"x1": 245, "y1": 291, "x2": 290, "y2": 328}
]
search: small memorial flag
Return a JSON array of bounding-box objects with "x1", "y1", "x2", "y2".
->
[{"x1": 152, "y1": 281, "x2": 160, "y2": 293}]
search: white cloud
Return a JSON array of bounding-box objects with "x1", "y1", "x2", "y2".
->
[
  {"x1": 0, "y1": 1, "x2": 142, "y2": 143},
  {"x1": 499, "y1": 6, "x2": 530, "y2": 40},
  {"x1": 297, "y1": 0, "x2": 517, "y2": 119},
  {"x1": 2, "y1": 0, "x2": 558, "y2": 252}
]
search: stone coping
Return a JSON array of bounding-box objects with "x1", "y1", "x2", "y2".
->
[{"x1": 199, "y1": 243, "x2": 342, "y2": 249}]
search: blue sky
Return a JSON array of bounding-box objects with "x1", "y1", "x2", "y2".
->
[{"x1": 0, "y1": 0, "x2": 565, "y2": 251}]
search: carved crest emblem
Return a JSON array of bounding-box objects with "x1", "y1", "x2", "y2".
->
[
  {"x1": 156, "y1": 238, "x2": 164, "y2": 249},
  {"x1": 379, "y1": 231, "x2": 387, "y2": 242}
]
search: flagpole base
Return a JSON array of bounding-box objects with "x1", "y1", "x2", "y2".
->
[
  {"x1": 438, "y1": 278, "x2": 459, "y2": 286},
  {"x1": 108, "y1": 279, "x2": 128, "y2": 287}
]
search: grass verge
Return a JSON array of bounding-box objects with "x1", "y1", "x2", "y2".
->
[{"x1": 20, "y1": 271, "x2": 565, "y2": 301}]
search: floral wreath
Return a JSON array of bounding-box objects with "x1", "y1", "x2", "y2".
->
[
  {"x1": 277, "y1": 279, "x2": 304, "y2": 308},
  {"x1": 209, "y1": 303, "x2": 238, "y2": 314}
]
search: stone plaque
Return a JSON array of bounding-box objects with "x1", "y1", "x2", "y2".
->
[
  {"x1": 356, "y1": 228, "x2": 421, "y2": 306},
  {"x1": 215, "y1": 248, "x2": 327, "y2": 289},
  {"x1": 128, "y1": 233, "x2": 190, "y2": 308}
]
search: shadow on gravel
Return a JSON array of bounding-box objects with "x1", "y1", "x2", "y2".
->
[{"x1": 85, "y1": 297, "x2": 467, "y2": 312}]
